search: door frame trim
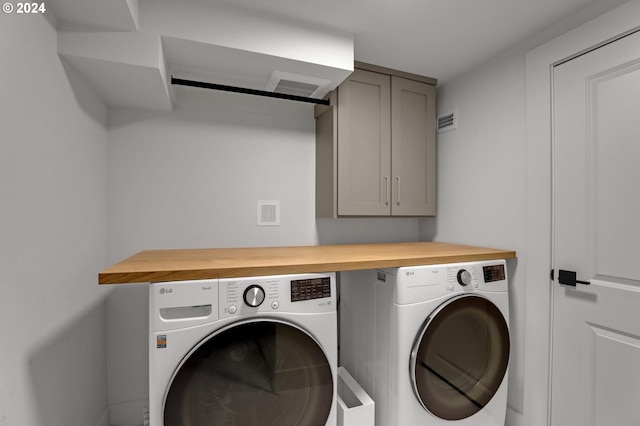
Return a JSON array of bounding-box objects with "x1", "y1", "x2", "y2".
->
[{"x1": 525, "y1": 2, "x2": 640, "y2": 425}]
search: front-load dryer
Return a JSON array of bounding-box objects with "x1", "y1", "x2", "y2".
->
[
  {"x1": 340, "y1": 260, "x2": 510, "y2": 426},
  {"x1": 149, "y1": 272, "x2": 337, "y2": 426}
]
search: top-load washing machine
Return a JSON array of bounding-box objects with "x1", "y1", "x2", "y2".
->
[
  {"x1": 339, "y1": 260, "x2": 510, "y2": 426},
  {"x1": 149, "y1": 272, "x2": 338, "y2": 426}
]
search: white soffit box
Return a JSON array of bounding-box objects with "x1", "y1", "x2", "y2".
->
[
  {"x1": 164, "y1": 36, "x2": 352, "y2": 100},
  {"x1": 50, "y1": 0, "x2": 139, "y2": 31},
  {"x1": 58, "y1": 31, "x2": 173, "y2": 111},
  {"x1": 55, "y1": 1, "x2": 354, "y2": 109}
]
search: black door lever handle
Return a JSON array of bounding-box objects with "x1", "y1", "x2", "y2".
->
[{"x1": 558, "y1": 269, "x2": 590, "y2": 286}]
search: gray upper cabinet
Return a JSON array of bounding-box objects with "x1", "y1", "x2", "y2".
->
[
  {"x1": 337, "y1": 68, "x2": 392, "y2": 216},
  {"x1": 315, "y1": 63, "x2": 436, "y2": 217}
]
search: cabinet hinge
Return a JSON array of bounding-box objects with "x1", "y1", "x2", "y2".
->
[{"x1": 550, "y1": 269, "x2": 555, "y2": 281}]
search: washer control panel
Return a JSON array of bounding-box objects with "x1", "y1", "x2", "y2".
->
[
  {"x1": 448, "y1": 264, "x2": 480, "y2": 290},
  {"x1": 291, "y1": 276, "x2": 332, "y2": 302},
  {"x1": 220, "y1": 276, "x2": 280, "y2": 317},
  {"x1": 219, "y1": 273, "x2": 336, "y2": 318}
]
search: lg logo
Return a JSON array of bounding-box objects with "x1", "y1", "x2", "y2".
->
[
  {"x1": 406, "y1": 271, "x2": 415, "y2": 276},
  {"x1": 159, "y1": 288, "x2": 173, "y2": 295}
]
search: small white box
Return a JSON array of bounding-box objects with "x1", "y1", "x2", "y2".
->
[{"x1": 337, "y1": 366, "x2": 375, "y2": 426}]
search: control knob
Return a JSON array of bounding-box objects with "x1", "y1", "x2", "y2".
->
[
  {"x1": 243, "y1": 285, "x2": 265, "y2": 307},
  {"x1": 457, "y1": 269, "x2": 472, "y2": 286}
]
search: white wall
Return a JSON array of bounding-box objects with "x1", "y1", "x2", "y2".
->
[
  {"x1": 424, "y1": 45, "x2": 528, "y2": 423},
  {"x1": 0, "y1": 12, "x2": 109, "y2": 426},
  {"x1": 524, "y1": 3, "x2": 640, "y2": 425},
  {"x1": 106, "y1": 86, "x2": 421, "y2": 424},
  {"x1": 425, "y1": 3, "x2": 635, "y2": 425}
]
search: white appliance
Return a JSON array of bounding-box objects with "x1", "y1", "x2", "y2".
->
[
  {"x1": 149, "y1": 272, "x2": 338, "y2": 426},
  {"x1": 339, "y1": 260, "x2": 510, "y2": 426}
]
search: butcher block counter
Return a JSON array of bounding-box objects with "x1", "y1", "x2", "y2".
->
[{"x1": 99, "y1": 242, "x2": 515, "y2": 284}]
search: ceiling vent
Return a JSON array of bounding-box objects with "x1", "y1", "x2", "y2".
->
[
  {"x1": 273, "y1": 79, "x2": 321, "y2": 98},
  {"x1": 265, "y1": 71, "x2": 331, "y2": 99},
  {"x1": 437, "y1": 110, "x2": 457, "y2": 133}
]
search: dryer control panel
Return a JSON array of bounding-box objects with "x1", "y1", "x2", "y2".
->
[{"x1": 392, "y1": 260, "x2": 508, "y2": 305}]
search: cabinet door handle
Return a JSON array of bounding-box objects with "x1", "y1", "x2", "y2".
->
[
  {"x1": 396, "y1": 176, "x2": 400, "y2": 205},
  {"x1": 385, "y1": 176, "x2": 389, "y2": 205}
]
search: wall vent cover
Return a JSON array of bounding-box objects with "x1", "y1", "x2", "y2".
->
[
  {"x1": 437, "y1": 110, "x2": 457, "y2": 133},
  {"x1": 257, "y1": 200, "x2": 280, "y2": 226}
]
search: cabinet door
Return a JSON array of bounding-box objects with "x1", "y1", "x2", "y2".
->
[
  {"x1": 337, "y1": 69, "x2": 391, "y2": 216},
  {"x1": 391, "y1": 76, "x2": 436, "y2": 216}
]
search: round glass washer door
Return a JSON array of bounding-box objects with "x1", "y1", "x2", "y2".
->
[
  {"x1": 410, "y1": 294, "x2": 510, "y2": 420},
  {"x1": 164, "y1": 319, "x2": 334, "y2": 426}
]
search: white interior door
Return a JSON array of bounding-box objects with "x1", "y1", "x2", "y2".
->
[{"x1": 551, "y1": 29, "x2": 640, "y2": 425}]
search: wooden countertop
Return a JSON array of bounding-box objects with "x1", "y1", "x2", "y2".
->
[{"x1": 99, "y1": 242, "x2": 515, "y2": 284}]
